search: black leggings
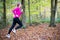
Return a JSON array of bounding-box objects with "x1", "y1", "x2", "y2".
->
[{"x1": 8, "y1": 17, "x2": 23, "y2": 34}]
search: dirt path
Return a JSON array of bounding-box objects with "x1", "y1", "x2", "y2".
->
[{"x1": 0, "y1": 23, "x2": 60, "y2": 40}]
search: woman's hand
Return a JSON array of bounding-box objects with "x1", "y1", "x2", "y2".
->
[
  {"x1": 16, "y1": 15, "x2": 18, "y2": 17},
  {"x1": 21, "y1": 9, "x2": 23, "y2": 12}
]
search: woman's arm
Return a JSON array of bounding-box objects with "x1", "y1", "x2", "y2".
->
[{"x1": 12, "y1": 8, "x2": 19, "y2": 17}]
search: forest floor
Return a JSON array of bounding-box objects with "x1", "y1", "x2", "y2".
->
[{"x1": 0, "y1": 23, "x2": 60, "y2": 40}]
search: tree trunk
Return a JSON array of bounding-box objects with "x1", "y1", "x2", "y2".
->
[
  {"x1": 21, "y1": 0, "x2": 26, "y2": 28},
  {"x1": 28, "y1": 0, "x2": 32, "y2": 26},
  {"x1": 49, "y1": 0, "x2": 57, "y2": 27},
  {"x1": 3, "y1": 0, "x2": 6, "y2": 26}
]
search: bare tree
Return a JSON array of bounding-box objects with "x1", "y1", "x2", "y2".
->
[
  {"x1": 28, "y1": 0, "x2": 32, "y2": 26},
  {"x1": 21, "y1": 0, "x2": 26, "y2": 28},
  {"x1": 3, "y1": 0, "x2": 6, "y2": 26},
  {"x1": 49, "y1": 0, "x2": 57, "y2": 27}
]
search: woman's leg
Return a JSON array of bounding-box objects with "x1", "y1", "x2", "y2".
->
[
  {"x1": 15, "y1": 18, "x2": 23, "y2": 30},
  {"x1": 8, "y1": 18, "x2": 16, "y2": 34}
]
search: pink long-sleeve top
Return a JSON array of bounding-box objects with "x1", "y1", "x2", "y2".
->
[{"x1": 12, "y1": 7, "x2": 23, "y2": 18}]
